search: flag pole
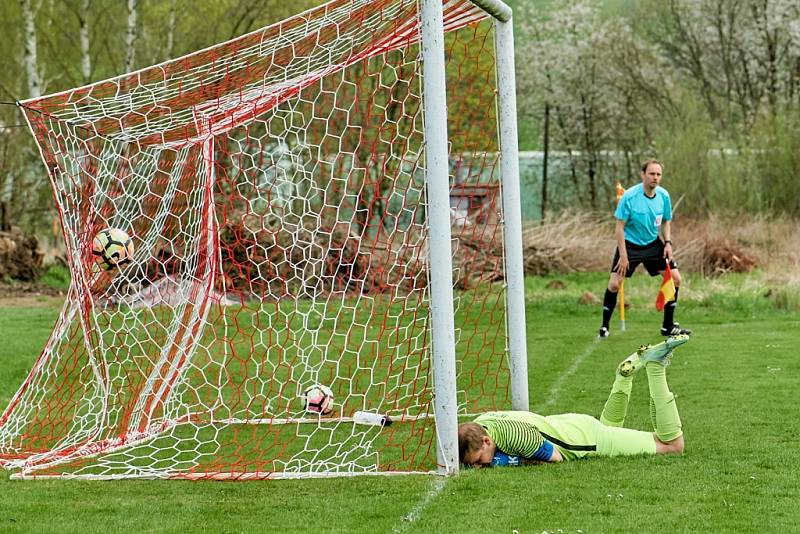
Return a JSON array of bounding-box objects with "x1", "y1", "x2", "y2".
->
[
  {"x1": 619, "y1": 279, "x2": 626, "y2": 331},
  {"x1": 615, "y1": 181, "x2": 625, "y2": 332}
]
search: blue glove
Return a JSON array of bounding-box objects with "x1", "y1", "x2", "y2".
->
[{"x1": 491, "y1": 451, "x2": 522, "y2": 467}]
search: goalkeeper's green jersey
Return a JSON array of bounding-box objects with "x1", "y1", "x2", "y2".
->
[
  {"x1": 474, "y1": 411, "x2": 657, "y2": 461},
  {"x1": 475, "y1": 411, "x2": 602, "y2": 461}
]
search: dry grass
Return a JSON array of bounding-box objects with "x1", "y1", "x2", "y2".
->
[
  {"x1": 673, "y1": 215, "x2": 800, "y2": 284},
  {"x1": 521, "y1": 212, "x2": 611, "y2": 275},
  {"x1": 12, "y1": 213, "x2": 800, "y2": 298},
  {"x1": 522, "y1": 212, "x2": 800, "y2": 287}
]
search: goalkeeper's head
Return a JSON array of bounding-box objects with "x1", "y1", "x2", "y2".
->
[{"x1": 458, "y1": 422, "x2": 496, "y2": 468}]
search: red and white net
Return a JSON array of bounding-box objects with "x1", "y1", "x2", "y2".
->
[{"x1": 2, "y1": 0, "x2": 511, "y2": 479}]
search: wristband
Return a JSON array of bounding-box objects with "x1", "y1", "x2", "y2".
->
[
  {"x1": 530, "y1": 440, "x2": 554, "y2": 461},
  {"x1": 664, "y1": 240, "x2": 672, "y2": 245},
  {"x1": 491, "y1": 451, "x2": 522, "y2": 467}
]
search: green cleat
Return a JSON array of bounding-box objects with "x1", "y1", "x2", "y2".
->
[{"x1": 616, "y1": 335, "x2": 690, "y2": 377}]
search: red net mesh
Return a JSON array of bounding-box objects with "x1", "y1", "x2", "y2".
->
[{"x1": 1, "y1": 0, "x2": 512, "y2": 479}]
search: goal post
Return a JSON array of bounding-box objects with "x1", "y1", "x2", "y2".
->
[
  {"x1": 3, "y1": 0, "x2": 526, "y2": 480},
  {"x1": 420, "y1": 0, "x2": 460, "y2": 475},
  {"x1": 493, "y1": 8, "x2": 529, "y2": 413}
]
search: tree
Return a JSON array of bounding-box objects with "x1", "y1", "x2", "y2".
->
[
  {"x1": 0, "y1": 0, "x2": 328, "y2": 233},
  {"x1": 77, "y1": 0, "x2": 92, "y2": 83},
  {"x1": 516, "y1": 1, "x2": 667, "y2": 208},
  {"x1": 644, "y1": 0, "x2": 800, "y2": 133},
  {"x1": 124, "y1": 0, "x2": 137, "y2": 72},
  {"x1": 20, "y1": 0, "x2": 41, "y2": 98}
]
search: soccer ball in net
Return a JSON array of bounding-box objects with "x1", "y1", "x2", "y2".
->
[
  {"x1": 302, "y1": 384, "x2": 335, "y2": 415},
  {"x1": 91, "y1": 228, "x2": 134, "y2": 271}
]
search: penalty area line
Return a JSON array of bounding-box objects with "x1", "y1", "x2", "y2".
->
[
  {"x1": 537, "y1": 338, "x2": 601, "y2": 412},
  {"x1": 391, "y1": 476, "x2": 448, "y2": 533},
  {"x1": 392, "y1": 339, "x2": 600, "y2": 530}
]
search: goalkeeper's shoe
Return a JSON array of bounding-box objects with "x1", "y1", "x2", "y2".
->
[
  {"x1": 661, "y1": 323, "x2": 692, "y2": 336},
  {"x1": 616, "y1": 335, "x2": 690, "y2": 377}
]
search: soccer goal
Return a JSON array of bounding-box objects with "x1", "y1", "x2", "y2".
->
[{"x1": 1, "y1": 0, "x2": 526, "y2": 480}]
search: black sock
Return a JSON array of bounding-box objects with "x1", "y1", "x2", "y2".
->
[
  {"x1": 602, "y1": 289, "x2": 618, "y2": 328},
  {"x1": 662, "y1": 287, "x2": 679, "y2": 328}
]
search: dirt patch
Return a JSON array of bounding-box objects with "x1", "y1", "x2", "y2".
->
[{"x1": 0, "y1": 283, "x2": 66, "y2": 308}]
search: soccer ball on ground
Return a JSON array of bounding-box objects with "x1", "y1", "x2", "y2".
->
[
  {"x1": 92, "y1": 227, "x2": 134, "y2": 271},
  {"x1": 302, "y1": 384, "x2": 335, "y2": 415}
]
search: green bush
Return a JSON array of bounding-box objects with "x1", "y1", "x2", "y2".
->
[
  {"x1": 658, "y1": 96, "x2": 800, "y2": 217},
  {"x1": 39, "y1": 263, "x2": 71, "y2": 290}
]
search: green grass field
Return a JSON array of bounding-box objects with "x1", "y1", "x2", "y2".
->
[{"x1": 0, "y1": 272, "x2": 798, "y2": 533}]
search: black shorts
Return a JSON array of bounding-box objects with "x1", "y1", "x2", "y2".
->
[{"x1": 611, "y1": 239, "x2": 678, "y2": 278}]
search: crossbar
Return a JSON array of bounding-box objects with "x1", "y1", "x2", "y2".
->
[{"x1": 467, "y1": 0, "x2": 512, "y2": 22}]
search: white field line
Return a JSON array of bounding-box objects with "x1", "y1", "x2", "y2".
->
[
  {"x1": 391, "y1": 476, "x2": 448, "y2": 533},
  {"x1": 391, "y1": 339, "x2": 599, "y2": 530},
  {"x1": 536, "y1": 339, "x2": 600, "y2": 412}
]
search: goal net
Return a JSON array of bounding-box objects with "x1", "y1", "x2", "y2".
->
[{"x1": 2, "y1": 0, "x2": 523, "y2": 479}]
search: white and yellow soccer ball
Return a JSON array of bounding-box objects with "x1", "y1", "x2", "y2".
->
[
  {"x1": 302, "y1": 384, "x2": 335, "y2": 415},
  {"x1": 92, "y1": 227, "x2": 134, "y2": 271}
]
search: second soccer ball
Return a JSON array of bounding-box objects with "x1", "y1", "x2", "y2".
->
[{"x1": 302, "y1": 384, "x2": 335, "y2": 415}]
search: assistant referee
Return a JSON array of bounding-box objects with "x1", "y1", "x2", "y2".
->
[{"x1": 598, "y1": 159, "x2": 691, "y2": 339}]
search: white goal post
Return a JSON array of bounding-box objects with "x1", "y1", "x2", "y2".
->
[
  {"x1": 2, "y1": 0, "x2": 526, "y2": 480},
  {"x1": 421, "y1": 0, "x2": 527, "y2": 474}
]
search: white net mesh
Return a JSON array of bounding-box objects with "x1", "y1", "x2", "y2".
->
[{"x1": 1, "y1": 0, "x2": 513, "y2": 479}]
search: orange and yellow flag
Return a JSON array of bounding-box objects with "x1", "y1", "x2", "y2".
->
[
  {"x1": 615, "y1": 181, "x2": 625, "y2": 201},
  {"x1": 655, "y1": 264, "x2": 676, "y2": 311}
]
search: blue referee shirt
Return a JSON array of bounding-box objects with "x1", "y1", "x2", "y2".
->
[{"x1": 614, "y1": 183, "x2": 672, "y2": 246}]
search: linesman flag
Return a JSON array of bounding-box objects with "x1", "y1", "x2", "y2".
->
[
  {"x1": 655, "y1": 264, "x2": 676, "y2": 311},
  {"x1": 616, "y1": 181, "x2": 626, "y2": 329}
]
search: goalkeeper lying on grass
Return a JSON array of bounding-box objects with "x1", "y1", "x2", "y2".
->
[{"x1": 459, "y1": 335, "x2": 690, "y2": 467}]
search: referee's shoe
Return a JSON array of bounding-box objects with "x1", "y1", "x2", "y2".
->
[{"x1": 661, "y1": 322, "x2": 692, "y2": 336}]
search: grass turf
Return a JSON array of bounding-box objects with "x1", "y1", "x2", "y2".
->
[{"x1": 0, "y1": 271, "x2": 798, "y2": 532}]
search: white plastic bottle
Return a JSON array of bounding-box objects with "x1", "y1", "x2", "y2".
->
[{"x1": 353, "y1": 411, "x2": 391, "y2": 427}]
